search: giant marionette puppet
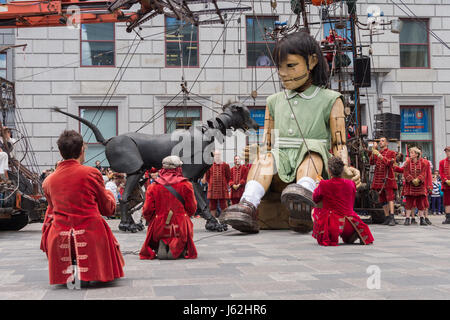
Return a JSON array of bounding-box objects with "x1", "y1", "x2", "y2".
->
[{"x1": 220, "y1": 31, "x2": 361, "y2": 233}]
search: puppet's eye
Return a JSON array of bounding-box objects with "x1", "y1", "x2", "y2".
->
[{"x1": 287, "y1": 63, "x2": 297, "y2": 68}]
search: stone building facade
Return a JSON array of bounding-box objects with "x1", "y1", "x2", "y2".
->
[{"x1": 1, "y1": 0, "x2": 449, "y2": 170}]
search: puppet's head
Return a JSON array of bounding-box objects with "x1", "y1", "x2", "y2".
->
[{"x1": 273, "y1": 31, "x2": 328, "y2": 90}]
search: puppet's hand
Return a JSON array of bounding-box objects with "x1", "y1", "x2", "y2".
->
[
  {"x1": 446, "y1": 180, "x2": 450, "y2": 187},
  {"x1": 342, "y1": 166, "x2": 361, "y2": 189}
]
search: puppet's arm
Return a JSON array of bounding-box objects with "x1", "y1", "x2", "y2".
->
[{"x1": 330, "y1": 98, "x2": 361, "y2": 187}]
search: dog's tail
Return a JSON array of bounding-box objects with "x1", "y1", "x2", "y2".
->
[{"x1": 53, "y1": 107, "x2": 107, "y2": 145}]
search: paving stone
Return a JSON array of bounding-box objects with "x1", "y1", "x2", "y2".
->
[{"x1": 1, "y1": 215, "x2": 450, "y2": 299}]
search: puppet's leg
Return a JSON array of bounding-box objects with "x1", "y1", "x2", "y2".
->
[
  {"x1": 118, "y1": 173, "x2": 142, "y2": 233},
  {"x1": 281, "y1": 152, "x2": 323, "y2": 232},
  {"x1": 220, "y1": 153, "x2": 275, "y2": 233}
]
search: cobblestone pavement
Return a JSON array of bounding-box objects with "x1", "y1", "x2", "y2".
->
[{"x1": 1, "y1": 215, "x2": 450, "y2": 300}]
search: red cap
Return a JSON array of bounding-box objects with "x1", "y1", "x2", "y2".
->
[{"x1": 150, "y1": 167, "x2": 158, "y2": 173}]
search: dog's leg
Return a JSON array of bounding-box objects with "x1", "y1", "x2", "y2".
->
[
  {"x1": 118, "y1": 173, "x2": 142, "y2": 233},
  {"x1": 192, "y1": 181, "x2": 227, "y2": 232}
]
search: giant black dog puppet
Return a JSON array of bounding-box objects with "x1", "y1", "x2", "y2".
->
[{"x1": 53, "y1": 103, "x2": 258, "y2": 232}]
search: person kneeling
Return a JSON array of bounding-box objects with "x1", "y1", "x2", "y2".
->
[
  {"x1": 41, "y1": 130, "x2": 124, "y2": 285},
  {"x1": 312, "y1": 157, "x2": 374, "y2": 246},
  {"x1": 139, "y1": 155, "x2": 198, "y2": 260}
]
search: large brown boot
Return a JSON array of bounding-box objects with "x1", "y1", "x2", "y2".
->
[
  {"x1": 281, "y1": 183, "x2": 315, "y2": 233},
  {"x1": 219, "y1": 199, "x2": 259, "y2": 233}
]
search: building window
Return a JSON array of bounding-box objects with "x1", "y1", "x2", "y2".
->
[
  {"x1": 81, "y1": 23, "x2": 115, "y2": 67},
  {"x1": 164, "y1": 106, "x2": 201, "y2": 133},
  {"x1": 79, "y1": 107, "x2": 117, "y2": 167},
  {"x1": 165, "y1": 16, "x2": 198, "y2": 67},
  {"x1": 322, "y1": 19, "x2": 353, "y2": 68},
  {"x1": 400, "y1": 106, "x2": 434, "y2": 165},
  {"x1": 246, "y1": 16, "x2": 277, "y2": 67},
  {"x1": 0, "y1": 53, "x2": 6, "y2": 79},
  {"x1": 248, "y1": 107, "x2": 265, "y2": 145},
  {"x1": 400, "y1": 19, "x2": 429, "y2": 68}
]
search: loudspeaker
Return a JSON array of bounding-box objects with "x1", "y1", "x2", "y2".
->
[{"x1": 354, "y1": 56, "x2": 371, "y2": 87}]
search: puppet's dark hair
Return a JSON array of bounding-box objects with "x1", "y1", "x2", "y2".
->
[{"x1": 273, "y1": 30, "x2": 329, "y2": 87}]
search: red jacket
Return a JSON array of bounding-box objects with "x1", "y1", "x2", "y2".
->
[
  {"x1": 396, "y1": 158, "x2": 432, "y2": 196},
  {"x1": 440, "y1": 158, "x2": 450, "y2": 191},
  {"x1": 41, "y1": 159, "x2": 124, "y2": 285},
  {"x1": 205, "y1": 162, "x2": 231, "y2": 199},
  {"x1": 312, "y1": 177, "x2": 374, "y2": 246},
  {"x1": 229, "y1": 165, "x2": 248, "y2": 199},
  {"x1": 370, "y1": 148, "x2": 397, "y2": 190},
  {"x1": 139, "y1": 180, "x2": 197, "y2": 260}
]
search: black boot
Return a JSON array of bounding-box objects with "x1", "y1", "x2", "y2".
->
[
  {"x1": 382, "y1": 215, "x2": 391, "y2": 225},
  {"x1": 388, "y1": 214, "x2": 396, "y2": 226},
  {"x1": 420, "y1": 217, "x2": 428, "y2": 226},
  {"x1": 443, "y1": 214, "x2": 450, "y2": 224},
  {"x1": 425, "y1": 217, "x2": 432, "y2": 225},
  {"x1": 411, "y1": 218, "x2": 417, "y2": 225},
  {"x1": 404, "y1": 217, "x2": 411, "y2": 225}
]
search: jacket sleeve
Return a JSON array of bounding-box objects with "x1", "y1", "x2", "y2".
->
[
  {"x1": 380, "y1": 150, "x2": 396, "y2": 167},
  {"x1": 91, "y1": 170, "x2": 116, "y2": 217},
  {"x1": 142, "y1": 184, "x2": 156, "y2": 222},
  {"x1": 403, "y1": 161, "x2": 414, "y2": 183},
  {"x1": 440, "y1": 161, "x2": 447, "y2": 182},
  {"x1": 393, "y1": 165, "x2": 404, "y2": 173},
  {"x1": 225, "y1": 164, "x2": 231, "y2": 184},
  {"x1": 228, "y1": 168, "x2": 234, "y2": 187},
  {"x1": 182, "y1": 181, "x2": 198, "y2": 216},
  {"x1": 239, "y1": 166, "x2": 248, "y2": 186},
  {"x1": 313, "y1": 181, "x2": 324, "y2": 204}
]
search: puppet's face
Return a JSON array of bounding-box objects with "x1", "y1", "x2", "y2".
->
[{"x1": 278, "y1": 54, "x2": 318, "y2": 91}]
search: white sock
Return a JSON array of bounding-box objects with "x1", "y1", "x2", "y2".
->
[
  {"x1": 241, "y1": 180, "x2": 266, "y2": 208},
  {"x1": 296, "y1": 176, "x2": 317, "y2": 193}
]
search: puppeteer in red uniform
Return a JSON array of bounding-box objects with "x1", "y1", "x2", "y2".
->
[
  {"x1": 229, "y1": 155, "x2": 248, "y2": 205},
  {"x1": 139, "y1": 156, "x2": 198, "y2": 260},
  {"x1": 439, "y1": 146, "x2": 450, "y2": 224},
  {"x1": 369, "y1": 137, "x2": 398, "y2": 226},
  {"x1": 40, "y1": 130, "x2": 124, "y2": 285},
  {"x1": 312, "y1": 157, "x2": 374, "y2": 246},
  {"x1": 395, "y1": 148, "x2": 431, "y2": 225},
  {"x1": 204, "y1": 150, "x2": 231, "y2": 217}
]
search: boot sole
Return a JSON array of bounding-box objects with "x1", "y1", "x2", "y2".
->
[
  {"x1": 219, "y1": 212, "x2": 259, "y2": 234},
  {"x1": 281, "y1": 186, "x2": 315, "y2": 230}
]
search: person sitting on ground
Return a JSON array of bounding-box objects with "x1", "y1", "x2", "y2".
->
[
  {"x1": 40, "y1": 130, "x2": 124, "y2": 285},
  {"x1": 139, "y1": 155, "x2": 197, "y2": 260},
  {"x1": 312, "y1": 156, "x2": 374, "y2": 246}
]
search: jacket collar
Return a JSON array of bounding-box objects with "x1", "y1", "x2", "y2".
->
[{"x1": 286, "y1": 84, "x2": 318, "y2": 100}]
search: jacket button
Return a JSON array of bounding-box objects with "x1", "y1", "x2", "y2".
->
[{"x1": 288, "y1": 129, "x2": 293, "y2": 135}]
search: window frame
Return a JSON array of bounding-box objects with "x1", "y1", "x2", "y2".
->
[
  {"x1": 400, "y1": 105, "x2": 435, "y2": 167},
  {"x1": 0, "y1": 53, "x2": 7, "y2": 79},
  {"x1": 399, "y1": 18, "x2": 430, "y2": 69},
  {"x1": 78, "y1": 106, "x2": 118, "y2": 145},
  {"x1": 245, "y1": 15, "x2": 278, "y2": 68},
  {"x1": 164, "y1": 106, "x2": 202, "y2": 133},
  {"x1": 80, "y1": 23, "x2": 116, "y2": 68},
  {"x1": 164, "y1": 16, "x2": 199, "y2": 68},
  {"x1": 247, "y1": 105, "x2": 266, "y2": 146}
]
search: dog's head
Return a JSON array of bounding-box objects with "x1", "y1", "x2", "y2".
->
[{"x1": 207, "y1": 102, "x2": 259, "y2": 134}]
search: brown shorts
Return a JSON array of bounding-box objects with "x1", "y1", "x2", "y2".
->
[
  {"x1": 378, "y1": 188, "x2": 395, "y2": 203},
  {"x1": 405, "y1": 195, "x2": 429, "y2": 211},
  {"x1": 209, "y1": 199, "x2": 228, "y2": 211}
]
